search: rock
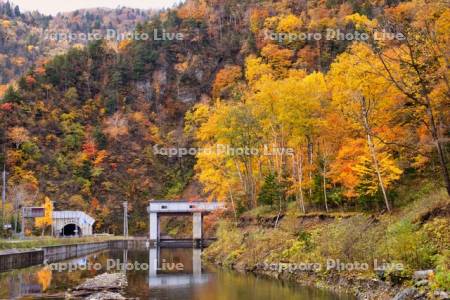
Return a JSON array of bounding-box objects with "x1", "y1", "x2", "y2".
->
[
  {"x1": 86, "y1": 291, "x2": 126, "y2": 300},
  {"x1": 76, "y1": 273, "x2": 127, "y2": 291},
  {"x1": 434, "y1": 291, "x2": 450, "y2": 300},
  {"x1": 387, "y1": 269, "x2": 410, "y2": 285},
  {"x1": 413, "y1": 270, "x2": 433, "y2": 280},
  {"x1": 194, "y1": 69, "x2": 204, "y2": 81},
  {"x1": 392, "y1": 287, "x2": 419, "y2": 300},
  {"x1": 375, "y1": 269, "x2": 386, "y2": 281},
  {"x1": 417, "y1": 291, "x2": 428, "y2": 299},
  {"x1": 66, "y1": 273, "x2": 130, "y2": 299},
  {"x1": 414, "y1": 279, "x2": 429, "y2": 287}
]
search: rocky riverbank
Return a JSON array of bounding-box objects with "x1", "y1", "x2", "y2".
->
[
  {"x1": 66, "y1": 272, "x2": 132, "y2": 300},
  {"x1": 249, "y1": 264, "x2": 396, "y2": 299},
  {"x1": 203, "y1": 192, "x2": 450, "y2": 300},
  {"x1": 207, "y1": 259, "x2": 449, "y2": 300},
  {"x1": 207, "y1": 259, "x2": 396, "y2": 299}
]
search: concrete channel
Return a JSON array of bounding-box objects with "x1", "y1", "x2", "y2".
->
[
  {"x1": 0, "y1": 239, "x2": 149, "y2": 272},
  {"x1": 0, "y1": 238, "x2": 215, "y2": 272}
]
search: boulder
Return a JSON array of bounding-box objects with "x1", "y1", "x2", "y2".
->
[
  {"x1": 414, "y1": 279, "x2": 429, "y2": 287},
  {"x1": 434, "y1": 291, "x2": 450, "y2": 300},
  {"x1": 413, "y1": 270, "x2": 433, "y2": 280},
  {"x1": 86, "y1": 291, "x2": 126, "y2": 300},
  {"x1": 392, "y1": 287, "x2": 419, "y2": 300}
]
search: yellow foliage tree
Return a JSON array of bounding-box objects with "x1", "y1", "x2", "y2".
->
[
  {"x1": 276, "y1": 14, "x2": 303, "y2": 32},
  {"x1": 35, "y1": 197, "x2": 53, "y2": 236},
  {"x1": 328, "y1": 43, "x2": 403, "y2": 211},
  {"x1": 353, "y1": 152, "x2": 403, "y2": 197}
]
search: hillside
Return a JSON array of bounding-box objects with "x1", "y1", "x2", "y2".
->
[
  {"x1": 0, "y1": 1, "x2": 154, "y2": 85},
  {"x1": 204, "y1": 188, "x2": 450, "y2": 298},
  {"x1": 0, "y1": 0, "x2": 253, "y2": 234},
  {"x1": 0, "y1": 0, "x2": 449, "y2": 242}
]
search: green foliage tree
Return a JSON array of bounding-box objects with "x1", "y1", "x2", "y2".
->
[{"x1": 258, "y1": 173, "x2": 284, "y2": 207}]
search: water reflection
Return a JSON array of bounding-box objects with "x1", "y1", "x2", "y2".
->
[
  {"x1": 148, "y1": 247, "x2": 210, "y2": 288},
  {"x1": 0, "y1": 248, "x2": 356, "y2": 300},
  {"x1": 0, "y1": 272, "x2": 42, "y2": 298},
  {"x1": 0, "y1": 251, "x2": 107, "y2": 299}
]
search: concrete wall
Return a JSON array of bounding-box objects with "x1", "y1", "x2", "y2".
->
[
  {"x1": 44, "y1": 242, "x2": 109, "y2": 263},
  {"x1": 0, "y1": 241, "x2": 109, "y2": 272},
  {"x1": 0, "y1": 249, "x2": 44, "y2": 272},
  {"x1": 108, "y1": 239, "x2": 150, "y2": 249}
]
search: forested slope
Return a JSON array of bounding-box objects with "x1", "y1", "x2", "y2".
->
[
  {"x1": 0, "y1": 0, "x2": 448, "y2": 237},
  {"x1": 0, "y1": 1, "x2": 153, "y2": 85}
]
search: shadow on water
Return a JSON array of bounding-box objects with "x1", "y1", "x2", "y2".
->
[{"x1": 0, "y1": 247, "x2": 356, "y2": 300}]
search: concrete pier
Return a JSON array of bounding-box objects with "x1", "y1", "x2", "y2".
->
[
  {"x1": 149, "y1": 212, "x2": 160, "y2": 245},
  {"x1": 147, "y1": 200, "x2": 224, "y2": 246}
]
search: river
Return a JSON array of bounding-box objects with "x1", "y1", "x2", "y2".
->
[{"x1": 0, "y1": 247, "x2": 356, "y2": 299}]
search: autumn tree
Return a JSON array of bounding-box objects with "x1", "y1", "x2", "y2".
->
[
  {"x1": 374, "y1": 1, "x2": 450, "y2": 196},
  {"x1": 35, "y1": 196, "x2": 53, "y2": 236},
  {"x1": 212, "y1": 65, "x2": 242, "y2": 99},
  {"x1": 345, "y1": 1, "x2": 450, "y2": 195},
  {"x1": 328, "y1": 43, "x2": 404, "y2": 212},
  {"x1": 7, "y1": 126, "x2": 30, "y2": 149}
]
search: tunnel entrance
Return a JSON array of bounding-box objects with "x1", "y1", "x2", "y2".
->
[{"x1": 62, "y1": 224, "x2": 82, "y2": 236}]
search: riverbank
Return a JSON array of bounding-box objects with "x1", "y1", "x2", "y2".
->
[
  {"x1": 235, "y1": 262, "x2": 397, "y2": 299},
  {"x1": 203, "y1": 189, "x2": 450, "y2": 299}
]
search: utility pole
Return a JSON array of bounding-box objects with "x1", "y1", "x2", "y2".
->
[
  {"x1": 50, "y1": 201, "x2": 54, "y2": 237},
  {"x1": 20, "y1": 207, "x2": 24, "y2": 239},
  {"x1": 1, "y1": 163, "x2": 6, "y2": 227},
  {"x1": 123, "y1": 201, "x2": 128, "y2": 238}
]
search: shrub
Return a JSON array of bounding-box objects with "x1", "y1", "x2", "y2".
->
[
  {"x1": 422, "y1": 218, "x2": 450, "y2": 252},
  {"x1": 316, "y1": 215, "x2": 376, "y2": 262},
  {"x1": 379, "y1": 220, "x2": 436, "y2": 269},
  {"x1": 431, "y1": 250, "x2": 450, "y2": 291},
  {"x1": 203, "y1": 220, "x2": 244, "y2": 264}
]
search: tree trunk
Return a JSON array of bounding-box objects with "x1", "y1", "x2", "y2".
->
[
  {"x1": 307, "y1": 137, "x2": 313, "y2": 198},
  {"x1": 228, "y1": 188, "x2": 238, "y2": 225},
  {"x1": 323, "y1": 162, "x2": 329, "y2": 213},
  {"x1": 361, "y1": 97, "x2": 391, "y2": 212},
  {"x1": 14, "y1": 209, "x2": 18, "y2": 233},
  {"x1": 274, "y1": 195, "x2": 282, "y2": 228},
  {"x1": 1, "y1": 164, "x2": 5, "y2": 225},
  {"x1": 296, "y1": 153, "x2": 306, "y2": 213}
]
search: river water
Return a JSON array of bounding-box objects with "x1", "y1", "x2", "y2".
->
[{"x1": 0, "y1": 247, "x2": 355, "y2": 300}]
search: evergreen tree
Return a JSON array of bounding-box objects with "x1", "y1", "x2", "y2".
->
[
  {"x1": 258, "y1": 173, "x2": 284, "y2": 206},
  {"x1": 2, "y1": 86, "x2": 21, "y2": 103},
  {"x1": 14, "y1": 5, "x2": 20, "y2": 17},
  {"x1": 4, "y1": 2, "x2": 12, "y2": 17}
]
